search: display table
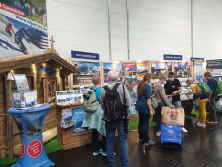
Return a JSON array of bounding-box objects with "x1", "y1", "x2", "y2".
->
[
  {"x1": 8, "y1": 104, "x2": 54, "y2": 167},
  {"x1": 56, "y1": 103, "x2": 102, "y2": 150}
]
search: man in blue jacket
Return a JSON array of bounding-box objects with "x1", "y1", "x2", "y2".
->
[
  {"x1": 15, "y1": 28, "x2": 29, "y2": 54},
  {"x1": 204, "y1": 72, "x2": 217, "y2": 123}
]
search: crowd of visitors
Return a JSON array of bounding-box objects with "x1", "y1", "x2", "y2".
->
[{"x1": 82, "y1": 70, "x2": 218, "y2": 167}]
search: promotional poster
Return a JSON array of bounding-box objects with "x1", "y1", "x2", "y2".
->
[
  {"x1": 73, "y1": 108, "x2": 86, "y2": 133},
  {"x1": 72, "y1": 61, "x2": 100, "y2": 86},
  {"x1": 103, "y1": 62, "x2": 122, "y2": 83},
  {"x1": 174, "y1": 62, "x2": 192, "y2": 78},
  {"x1": 24, "y1": 91, "x2": 35, "y2": 107},
  {"x1": 137, "y1": 62, "x2": 148, "y2": 73},
  {"x1": 122, "y1": 63, "x2": 137, "y2": 71},
  {"x1": 206, "y1": 59, "x2": 222, "y2": 80},
  {"x1": 194, "y1": 64, "x2": 203, "y2": 82},
  {"x1": 14, "y1": 74, "x2": 29, "y2": 91},
  {"x1": 151, "y1": 62, "x2": 172, "y2": 79},
  {"x1": 0, "y1": 0, "x2": 48, "y2": 59}
]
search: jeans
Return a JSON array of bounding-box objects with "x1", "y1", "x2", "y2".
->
[
  {"x1": 172, "y1": 101, "x2": 181, "y2": 109},
  {"x1": 92, "y1": 129, "x2": 106, "y2": 152},
  {"x1": 157, "y1": 103, "x2": 166, "y2": 131},
  {"x1": 138, "y1": 112, "x2": 150, "y2": 143},
  {"x1": 105, "y1": 122, "x2": 129, "y2": 167},
  {"x1": 206, "y1": 96, "x2": 217, "y2": 122}
]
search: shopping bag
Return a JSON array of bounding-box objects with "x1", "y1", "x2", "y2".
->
[{"x1": 161, "y1": 107, "x2": 184, "y2": 126}]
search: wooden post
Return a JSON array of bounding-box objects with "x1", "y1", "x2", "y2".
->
[{"x1": 5, "y1": 73, "x2": 13, "y2": 160}]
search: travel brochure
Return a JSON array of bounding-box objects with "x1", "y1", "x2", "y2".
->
[
  {"x1": 14, "y1": 74, "x2": 29, "y2": 91},
  {"x1": 13, "y1": 91, "x2": 36, "y2": 108},
  {"x1": 61, "y1": 109, "x2": 74, "y2": 128}
]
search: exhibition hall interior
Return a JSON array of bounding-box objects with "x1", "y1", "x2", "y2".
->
[{"x1": 1, "y1": 0, "x2": 222, "y2": 167}]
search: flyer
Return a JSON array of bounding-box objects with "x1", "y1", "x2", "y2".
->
[
  {"x1": 13, "y1": 92, "x2": 21, "y2": 108},
  {"x1": 24, "y1": 91, "x2": 35, "y2": 107},
  {"x1": 61, "y1": 109, "x2": 74, "y2": 128},
  {"x1": 14, "y1": 74, "x2": 29, "y2": 91},
  {"x1": 73, "y1": 108, "x2": 86, "y2": 133}
]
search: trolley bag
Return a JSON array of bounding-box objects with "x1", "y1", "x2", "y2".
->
[
  {"x1": 161, "y1": 107, "x2": 184, "y2": 126},
  {"x1": 161, "y1": 124, "x2": 182, "y2": 147}
]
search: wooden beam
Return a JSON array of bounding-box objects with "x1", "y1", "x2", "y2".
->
[{"x1": 5, "y1": 74, "x2": 13, "y2": 161}]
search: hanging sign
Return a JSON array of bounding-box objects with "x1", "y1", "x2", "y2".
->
[
  {"x1": 71, "y1": 51, "x2": 100, "y2": 60},
  {"x1": 122, "y1": 63, "x2": 137, "y2": 71},
  {"x1": 190, "y1": 57, "x2": 204, "y2": 62},
  {"x1": 163, "y1": 54, "x2": 182, "y2": 61},
  {"x1": 7, "y1": 71, "x2": 15, "y2": 80},
  {"x1": 40, "y1": 66, "x2": 56, "y2": 74}
]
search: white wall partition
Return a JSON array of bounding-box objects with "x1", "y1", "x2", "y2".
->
[{"x1": 46, "y1": 0, "x2": 222, "y2": 62}]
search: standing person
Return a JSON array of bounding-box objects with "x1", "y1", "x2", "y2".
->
[
  {"x1": 185, "y1": 79, "x2": 208, "y2": 126},
  {"x1": 100, "y1": 70, "x2": 131, "y2": 167},
  {"x1": 204, "y1": 72, "x2": 218, "y2": 123},
  {"x1": 5, "y1": 23, "x2": 15, "y2": 36},
  {"x1": 15, "y1": 28, "x2": 29, "y2": 55},
  {"x1": 154, "y1": 75, "x2": 174, "y2": 137},
  {"x1": 82, "y1": 75, "x2": 108, "y2": 156},
  {"x1": 136, "y1": 73, "x2": 156, "y2": 145},
  {"x1": 164, "y1": 72, "x2": 188, "y2": 133}
]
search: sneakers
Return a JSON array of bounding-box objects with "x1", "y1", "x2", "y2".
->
[
  {"x1": 139, "y1": 139, "x2": 143, "y2": 142},
  {"x1": 206, "y1": 121, "x2": 217, "y2": 124},
  {"x1": 197, "y1": 123, "x2": 206, "y2": 127},
  {"x1": 144, "y1": 140, "x2": 156, "y2": 145},
  {"x1": 194, "y1": 120, "x2": 200, "y2": 124},
  {"x1": 102, "y1": 151, "x2": 116, "y2": 156},
  {"x1": 181, "y1": 127, "x2": 188, "y2": 133},
  {"x1": 156, "y1": 132, "x2": 161, "y2": 137},
  {"x1": 93, "y1": 149, "x2": 103, "y2": 155}
]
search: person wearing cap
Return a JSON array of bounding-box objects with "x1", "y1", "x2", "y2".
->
[
  {"x1": 204, "y1": 72, "x2": 218, "y2": 124},
  {"x1": 164, "y1": 72, "x2": 188, "y2": 133}
]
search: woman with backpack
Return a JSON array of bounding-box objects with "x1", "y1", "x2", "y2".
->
[
  {"x1": 154, "y1": 75, "x2": 174, "y2": 137},
  {"x1": 82, "y1": 75, "x2": 112, "y2": 156},
  {"x1": 186, "y1": 79, "x2": 209, "y2": 127},
  {"x1": 136, "y1": 73, "x2": 156, "y2": 145}
]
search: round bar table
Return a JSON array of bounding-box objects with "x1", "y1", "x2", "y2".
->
[{"x1": 8, "y1": 104, "x2": 55, "y2": 167}]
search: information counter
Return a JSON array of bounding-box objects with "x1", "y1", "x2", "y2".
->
[{"x1": 56, "y1": 103, "x2": 102, "y2": 150}]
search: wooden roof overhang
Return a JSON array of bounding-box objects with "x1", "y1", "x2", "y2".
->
[{"x1": 0, "y1": 52, "x2": 81, "y2": 75}]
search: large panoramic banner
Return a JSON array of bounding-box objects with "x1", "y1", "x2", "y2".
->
[{"x1": 0, "y1": 0, "x2": 48, "y2": 59}]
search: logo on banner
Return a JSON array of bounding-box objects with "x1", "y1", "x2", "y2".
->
[
  {"x1": 20, "y1": 141, "x2": 25, "y2": 159},
  {"x1": 27, "y1": 140, "x2": 42, "y2": 158},
  {"x1": 0, "y1": 2, "x2": 25, "y2": 17},
  {"x1": 7, "y1": 71, "x2": 15, "y2": 80}
]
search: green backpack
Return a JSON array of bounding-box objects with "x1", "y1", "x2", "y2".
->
[
  {"x1": 83, "y1": 87, "x2": 100, "y2": 113},
  {"x1": 197, "y1": 82, "x2": 210, "y2": 95},
  {"x1": 212, "y1": 78, "x2": 222, "y2": 95}
]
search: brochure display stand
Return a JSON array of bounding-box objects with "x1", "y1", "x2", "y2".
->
[{"x1": 8, "y1": 104, "x2": 54, "y2": 167}]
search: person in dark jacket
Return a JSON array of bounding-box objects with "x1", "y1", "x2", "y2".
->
[
  {"x1": 136, "y1": 73, "x2": 156, "y2": 146},
  {"x1": 204, "y1": 72, "x2": 218, "y2": 124},
  {"x1": 15, "y1": 28, "x2": 29, "y2": 54}
]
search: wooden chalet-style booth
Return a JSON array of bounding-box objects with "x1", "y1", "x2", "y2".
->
[{"x1": 0, "y1": 51, "x2": 80, "y2": 160}]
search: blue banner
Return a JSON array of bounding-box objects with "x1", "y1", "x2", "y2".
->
[
  {"x1": 73, "y1": 108, "x2": 86, "y2": 133},
  {"x1": 163, "y1": 54, "x2": 182, "y2": 61},
  {"x1": 190, "y1": 57, "x2": 204, "y2": 62},
  {"x1": 71, "y1": 51, "x2": 100, "y2": 60},
  {"x1": 40, "y1": 65, "x2": 56, "y2": 74}
]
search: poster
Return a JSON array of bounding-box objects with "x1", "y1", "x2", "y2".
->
[
  {"x1": 206, "y1": 59, "x2": 222, "y2": 69},
  {"x1": 174, "y1": 62, "x2": 192, "y2": 78},
  {"x1": 13, "y1": 92, "x2": 21, "y2": 108},
  {"x1": 103, "y1": 62, "x2": 122, "y2": 83},
  {"x1": 72, "y1": 61, "x2": 100, "y2": 86},
  {"x1": 137, "y1": 62, "x2": 148, "y2": 73},
  {"x1": 122, "y1": 73, "x2": 141, "y2": 103},
  {"x1": 24, "y1": 91, "x2": 35, "y2": 107},
  {"x1": 73, "y1": 108, "x2": 86, "y2": 133},
  {"x1": 122, "y1": 63, "x2": 137, "y2": 71},
  {"x1": 14, "y1": 74, "x2": 29, "y2": 91},
  {"x1": 151, "y1": 62, "x2": 172, "y2": 79},
  {"x1": 0, "y1": 0, "x2": 48, "y2": 59},
  {"x1": 194, "y1": 64, "x2": 203, "y2": 82}
]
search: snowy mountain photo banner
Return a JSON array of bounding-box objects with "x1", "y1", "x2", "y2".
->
[{"x1": 0, "y1": 0, "x2": 48, "y2": 59}]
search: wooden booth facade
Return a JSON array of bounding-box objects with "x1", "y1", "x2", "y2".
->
[{"x1": 0, "y1": 52, "x2": 80, "y2": 160}]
